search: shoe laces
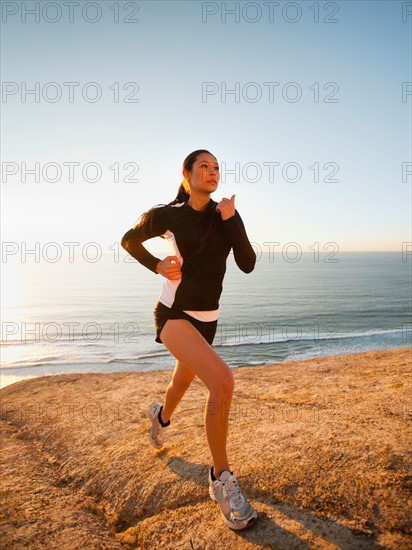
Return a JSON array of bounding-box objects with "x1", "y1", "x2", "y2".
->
[{"x1": 223, "y1": 476, "x2": 245, "y2": 509}]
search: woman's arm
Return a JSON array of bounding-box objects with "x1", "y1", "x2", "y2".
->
[
  {"x1": 222, "y1": 210, "x2": 256, "y2": 273},
  {"x1": 120, "y1": 207, "x2": 168, "y2": 274}
]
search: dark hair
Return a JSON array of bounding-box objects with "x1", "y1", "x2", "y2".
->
[{"x1": 137, "y1": 149, "x2": 215, "y2": 217}]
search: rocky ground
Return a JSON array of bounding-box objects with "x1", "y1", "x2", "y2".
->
[{"x1": 1, "y1": 348, "x2": 411, "y2": 549}]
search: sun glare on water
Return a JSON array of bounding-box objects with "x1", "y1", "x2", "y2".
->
[{"x1": 1, "y1": 262, "x2": 28, "y2": 310}]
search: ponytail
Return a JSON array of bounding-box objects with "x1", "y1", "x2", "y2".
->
[
  {"x1": 132, "y1": 179, "x2": 190, "y2": 230},
  {"x1": 169, "y1": 178, "x2": 191, "y2": 206}
]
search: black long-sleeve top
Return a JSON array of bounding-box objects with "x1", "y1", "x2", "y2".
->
[{"x1": 121, "y1": 198, "x2": 256, "y2": 313}]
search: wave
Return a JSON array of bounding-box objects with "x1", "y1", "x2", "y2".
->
[
  {"x1": 135, "y1": 352, "x2": 170, "y2": 359},
  {"x1": 214, "y1": 328, "x2": 405, "y2": 348},
  {"x1": 1, "y1": 352, "x2": 171, "y2": 370},
  {"x1": 0, "y1": 339, "x2": 30, "y2": 346},
  {"x1": 1, "y1": 361, "x2": 103, "y2": 371},
  {"x1": 106, "y1": 352, "x2": 168, "y2": 363},
  {"x1": 1, "y1": 329, "x2": 408, "y2": 372}
]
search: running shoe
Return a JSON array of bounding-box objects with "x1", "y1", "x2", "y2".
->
[
  {"x1": 147, "y1": 402, "x2": 170, "y2": 449},
  {"x1": 208, "y1": 467, "x2": 258, "y2": 530}
]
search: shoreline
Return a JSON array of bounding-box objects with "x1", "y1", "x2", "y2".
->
[
  {"x1": 1, "y1": 344, "x2": 410, "y2": 391},
  {"x1": 1, "y1": 347, "x2": 411, "y2": 548}
]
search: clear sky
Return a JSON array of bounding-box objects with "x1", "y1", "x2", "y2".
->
[{"x1": 1, "y1": 0, "x2": 411, "y2": 254}]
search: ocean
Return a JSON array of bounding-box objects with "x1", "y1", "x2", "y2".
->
[{"x1": 1, "y1": 250, "x2": 411, "y2": 388}]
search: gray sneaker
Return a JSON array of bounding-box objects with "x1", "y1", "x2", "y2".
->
[
  {"x1": 147, "y1": 402, "x2": 169, "y2": 449},
  {"x1": 208, "y1": 467, "x2": 258, "y2": 530}
]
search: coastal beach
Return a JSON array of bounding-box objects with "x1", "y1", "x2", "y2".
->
[{"x1": 1, "y1": 347, "x2": 410, "y2": 549}]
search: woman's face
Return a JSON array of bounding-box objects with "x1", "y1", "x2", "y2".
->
[{"x1": 184, "y1": 152, "x2": 220, "y2": 195}]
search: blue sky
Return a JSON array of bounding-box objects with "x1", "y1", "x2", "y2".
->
[{"x1": 1, "y1": 0, "x2": 411, "y2": 254}]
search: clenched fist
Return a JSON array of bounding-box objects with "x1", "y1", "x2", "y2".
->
[{"x1": 155, "y1": 256, "x2": 182, "y2": 280}]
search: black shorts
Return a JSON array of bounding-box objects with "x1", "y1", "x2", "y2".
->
[{"x1": 153, "y1": 300, "x2": 218, "y2": 346}]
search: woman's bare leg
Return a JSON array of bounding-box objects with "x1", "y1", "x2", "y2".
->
[
  {"x1": 159, "y1": 319, "x2": 234, "y2": 478},
  {"x1": 161, "y1": 359, "x2": 196, "y2": 423}
]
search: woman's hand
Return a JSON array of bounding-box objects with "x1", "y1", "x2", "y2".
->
[
  {"x1": 216, "y1": 194, "x2": 236, "y2": 221},
  {"x1": 156, "y1": 256, "x2": 182, "y2": 280}
]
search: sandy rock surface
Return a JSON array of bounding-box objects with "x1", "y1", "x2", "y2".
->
[{"x1": 1, "y1": 348, "x2": 411, "y2": 549}]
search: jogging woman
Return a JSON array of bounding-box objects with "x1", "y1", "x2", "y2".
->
[{"x1": 120, "y1": 149, "x2": 257, "y2": 530}]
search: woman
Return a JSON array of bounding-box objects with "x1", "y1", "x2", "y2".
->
[{"x1": 120, "y1": 149, "x2": 257, "y2": 530}]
